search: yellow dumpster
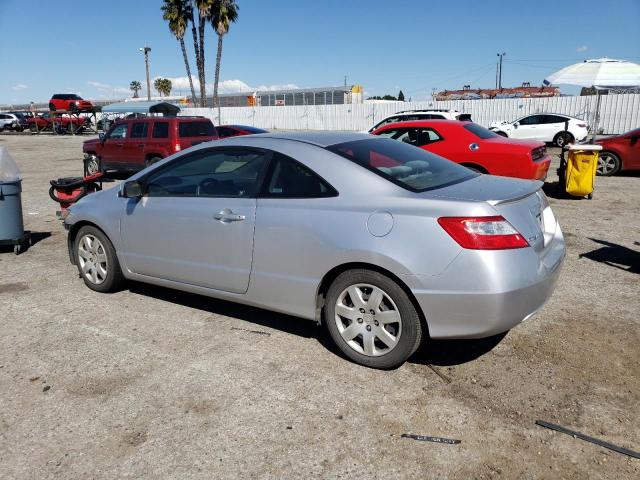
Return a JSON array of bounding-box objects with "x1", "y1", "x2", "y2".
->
[{"x1": 563, "y1": 144, "x2": 602, "y2": 199}]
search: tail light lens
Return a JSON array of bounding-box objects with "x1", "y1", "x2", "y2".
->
[
  {"x1": 174, "y1": 142, "x2": 181, "y2": 153},
  {"x1": 438, "y1": 216, "x2": 529, "y2": 250}
]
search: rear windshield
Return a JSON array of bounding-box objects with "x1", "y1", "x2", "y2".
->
[
  {"x1": 327, "y1": 138, "x2": 476, "y2": 192},
  {"x1": 235, "y1": 125, "x2": 268, "y2": 134},
  {"x1": 463, "y1": 123, "x2": 500, "y2": 139},
  {"x1": 179, "y1": 121, "x2": 215, "y2": 137}
]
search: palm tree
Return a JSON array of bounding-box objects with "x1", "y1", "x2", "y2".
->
[
  {"x1": 210, "y1": 0, "x2": 239, "y2": 114},
  {"x1": 130, "y1": 80, "x2": 142, "y2": 98},
  {"x1": 154, "y1": 78, "x2": 172, "y2": 97},
  {"x1": 194, "y1": 0, "x2": 216, "y2": 106},
  {"x1": 162, "y1": 0, "x2": 197, "y2": 104}
]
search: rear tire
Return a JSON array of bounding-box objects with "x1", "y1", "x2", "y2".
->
[
  {"x1": 74, "y1": 226, "x2": 125, "y2": 293},
  {"x1": 324, "y1": 269, "x2": 423, "y2": 370},
  {"x1": 554, "y1": 131, "x2": 574, "y2": 148},
  {"x1": 596, "y1": 151, "x2": 621, "y2": 176},
  {"x1": 145, "y1": 156, "x2": 162, "y2": 168}
]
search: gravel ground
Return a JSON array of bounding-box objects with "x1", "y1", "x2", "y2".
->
[{"x1": 0, "y1": 133, "x2": 638, "y2": 479}]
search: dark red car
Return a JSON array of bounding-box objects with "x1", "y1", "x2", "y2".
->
[
  {"x1": 28, "y1": 113, "x2": 88, "y2": 132},
  {"x1": 49, "y1": 94, "x2": 94, "y2": 113},
  {"x1": 372, "y1": 120, "x2": 551, "y2": 180},
  {"x1": 595, "y1": 128, "x2": 640, "y2": 176},
  {"x1": 216, "y1": 124, "x2": 268, "y2": 138},
  {"x1": 83, "y1": 116, "x2": 217, "y2": 174}
]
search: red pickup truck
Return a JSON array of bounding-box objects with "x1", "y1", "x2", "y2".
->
[
  {"x1": 83, "y1": 116, "x2": 218, "y2": 174},
  {"x1": 28, "y1": 113, "x2": 89, "y2": 133}
]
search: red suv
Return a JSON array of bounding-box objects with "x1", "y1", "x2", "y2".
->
[
  {"x1": 49, "y1": 94, "x2": 94, "y2": 113},
  {"x1": 83, "y1": 116, "x2": 218, "y2": 174}
]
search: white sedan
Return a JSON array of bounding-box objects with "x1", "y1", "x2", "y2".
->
[{"x1": 490, "y1": 114, "x2": 589, "y2": 147}]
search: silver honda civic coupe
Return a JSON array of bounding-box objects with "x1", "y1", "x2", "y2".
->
[{"x1": 64, "y1": 131, "x2": 565, "y2": 369}]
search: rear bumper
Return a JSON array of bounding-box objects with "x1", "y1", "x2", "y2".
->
[{"x1": 403, "y1": 226, "x2": 565, "y2": 339}]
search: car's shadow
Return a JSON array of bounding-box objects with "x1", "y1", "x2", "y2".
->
[
  {"x1": 579, "y1": 238, "x2": 640, "y2": 274},
  {"x1": 128, "y1": 282, "x2": 505, "y2": 368}
]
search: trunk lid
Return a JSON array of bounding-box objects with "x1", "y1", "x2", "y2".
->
[{"x1": 424, "y1": 175, "x2": 555, "y2": 253}]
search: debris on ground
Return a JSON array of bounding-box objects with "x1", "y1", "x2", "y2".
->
[{"x1": 401, "y1": 434, "x2": 461, "y2": 445}]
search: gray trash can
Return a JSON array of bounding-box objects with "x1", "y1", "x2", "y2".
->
[{"x1": 0, "y1": 147, "x2": 29, "y2": 254}]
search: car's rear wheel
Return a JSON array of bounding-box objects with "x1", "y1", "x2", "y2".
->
[
  {"x1": 324, "y1": 269, "x2": 423, "y2": 369},
  {"x1": 145, "y1": 156, "x2": 162, "y2": 168},
  {"x1": 597, "y1": 151, "x2": 621, "y2": 176},
  {"x1": 49, "y1": 103, "x2": 56, "y2": 111},
  {"x1": 554, "y1": 131, "x2": 574, "y2": 147},
  {"x1": 74, "y1": 226, "x2": 125, "y2": 293}
]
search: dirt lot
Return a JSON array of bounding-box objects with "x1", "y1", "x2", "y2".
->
[{"x1": 0, "y1": 133, "x2": 638, "y2": 479}]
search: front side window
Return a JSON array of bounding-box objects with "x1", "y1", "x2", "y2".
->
[
  {"x1": 263, "y1": 153, "x2": 336, "y2": 198},
  {"x1": 145, "y1": 149, "x2": 269, "y2": 198},
  {"x1": 518, "y1": 115, "x2": 541, "y2": 125},
  {"x1": 327, "y1": 138, "x2": 475, "y2": 192},
  {"x1": 130, "y1": 122, "x2": 148, "y2": 139},
  {"x1": 152, "y1": 122, "x2": 169, "y2": 138},
  {"x1": 106, "y1": 123, "x2": 127, "y2": 139}
]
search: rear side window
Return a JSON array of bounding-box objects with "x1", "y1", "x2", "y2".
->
[
  {"x1": 179, "y1": 121, "x2": 215, "y2": 137},
  {"x1": 130, "y1": 122, "x2": 148, "y2": 138},
  {"x1": 152, "y1": 122, "x2": 169, "y2": 138},
  {"x1": 263, "y1": 153, "x2": 337, "y2": 198},
  {"x1": 463, "y1": 123, "x2": 500, "y2": 139},
  {"x1": 327, "y1": 138, "x2": 475, "y2": 192}
]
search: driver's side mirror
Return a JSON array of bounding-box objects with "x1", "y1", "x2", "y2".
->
[
  {"x1": 514, "y1": 122, "x2": 519, "y2": 128},
  {"x1": 121, "y1": 180, "x2": 143, "y2": 198}
]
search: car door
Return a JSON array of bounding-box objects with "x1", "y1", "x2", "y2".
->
[
  {"x1": 512, "y1": 115, "x2": 542, "y2": 140},
  {"x1": 123, "y1": 121, "x2": 149, "y2": 166},
  {"x1": 119, "y1": 148, "x2": 270, "y2": 294},
  {"x1": 101, "y1": 123, "x2": 129, "y2": 166},
  {"x1": 539, "y1": 115, "x2": 566, "y2": 142}
]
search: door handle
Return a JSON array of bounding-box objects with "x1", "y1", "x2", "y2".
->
[
  {"x1": 214, "y1": 209, "x2": 245, "y2": 223},
  {"x1": 116, "y1": 143, "x2": 124, "y2": 147}
]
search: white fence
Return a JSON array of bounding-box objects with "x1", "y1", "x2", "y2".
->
[{"x1": 183, "y1": 94, "x2": 640, "y2": 134}]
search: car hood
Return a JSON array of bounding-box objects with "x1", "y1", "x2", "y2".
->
[
  {"x1": 422, "y1": 174, "x2": 543, "y2": 205},
  {"x1": 489, "y1": 120, "x2": 512, "y2": 128},
  {"x1": 83, "y1": 138, "x2": 100, "y2": 147}
]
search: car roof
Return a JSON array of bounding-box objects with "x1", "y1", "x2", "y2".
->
[
  {"x1": 246, "y1": 131, "x2": 372, "y2": 147},
  {"x1": 375, "y1": 119, "x2": 467, "y2": 129}
]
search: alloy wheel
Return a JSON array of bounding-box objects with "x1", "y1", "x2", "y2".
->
[
  {"x1": 597, "y1": 153, "x2": 619, "y2": 176},
  {"x1": 86, "y1": 155, "x2": 100, "y2": 175},
  {"x1": 77, "y1": 234, "x2": 108, "y2": 285},
  {"x1": 334, "y1": 283, "x2": 402, "y2": 357}
]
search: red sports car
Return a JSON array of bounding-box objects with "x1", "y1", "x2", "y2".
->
[
  {"x1": 216, "y1": 124, "x2": 268, "y2": 138},
  {"x1": 49, "y1": 94, "x2": 94, "y2": 113},
  {"x1": 595, "y1": 128, "x2": 640, "y2": 176},
  {"x1": 372, "y1": 120, "x2": 551, "y2": 180}
]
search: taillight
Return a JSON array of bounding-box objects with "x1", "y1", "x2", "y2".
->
[
  {"x1": 174, "y1": 142, "x2": 181, "y2": 152},
  {"x1": 437, "y1": 216, "x2": 529, "y2": 250}
]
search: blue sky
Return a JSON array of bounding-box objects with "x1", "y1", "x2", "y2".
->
[{"x1": 1, "y1": 0, "x2": 639, "y2": 104}]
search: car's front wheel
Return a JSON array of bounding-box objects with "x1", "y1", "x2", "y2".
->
[
  {"x1": 324, "y1": 269, "x2": 423, "y2": 369},
  {"x1": 85, "y1": 154, "x2": 101, "y2": 175},
  {"x1": 74, "y1": 226, "x2": 125, "y2": 293},
  {"x1": 597, "y1": 151, "x2": 621, "y2": 176}
]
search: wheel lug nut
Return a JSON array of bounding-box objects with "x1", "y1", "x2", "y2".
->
[
  {"x1": 366, "y1": 325, "x2": 372, "y2": 331},
  {"x1": 374, "y1": 320, "x2": 379, "y2": 326},
  {"x1": 359, "y1": 308, "x2": 365, "y2": 313},
  {"x1": 370, "y1": 309, "x2": 375, "y2": 315},
  {"x1": 357, "y1": 318, "x2": 363, "y2": 323}
]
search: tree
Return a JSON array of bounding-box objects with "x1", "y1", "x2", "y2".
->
[
  {"x1": 162, "y1": 0, "x2": 197, "y2": 104},
  {"x1": 210, "y1": 0, "x2": 239, "y2": 115},
  {"x1": 193, "y1": 0, "x2": 216, "y2": 107},
  {"x1": 130, "y1": 80, "x2": 142, "y2": 98},
  {"x1": 154, "y1": 78, "x2": 172, "y2": 97},
  {"x1": 398, "y1": 90, "x2": 405, "y2": 101}
]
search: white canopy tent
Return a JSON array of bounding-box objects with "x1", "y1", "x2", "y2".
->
[{"x1": 544, "y1": 58, "x2": 640, "y2": 141}]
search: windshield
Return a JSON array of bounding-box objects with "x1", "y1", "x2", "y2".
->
[
  {"x1": 464, "y1": 123, "x2": 500, "y2": 139},
  {"x1": 327, "y1": 138, "x2": 476, "y2": 192}
]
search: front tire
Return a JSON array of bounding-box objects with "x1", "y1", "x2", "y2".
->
[
  {"x1": 324, "y1": 269, "x2": 423, "y2": 369},
  {"x1": 597, "y1": 151, "x2": 621, "y2": 176},
  {"x1": 85, "y1": 154, "x2": 101, "y2": 175},
  {"x1": 74, "y1": 226, "x2": 125, "y2": 293}
]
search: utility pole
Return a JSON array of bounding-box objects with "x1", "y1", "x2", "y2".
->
[
  {"x1": 496, "y1": 52, "x2": 506, "y2": 90},
  {"x1": 140, "y1": 46, "x2": 152, "y2": 101},
  {"x1": 344, "y1": 75, "x2": 347, "y2": 87}
]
